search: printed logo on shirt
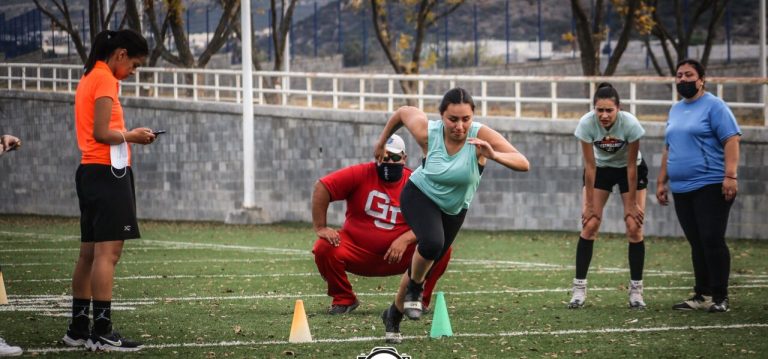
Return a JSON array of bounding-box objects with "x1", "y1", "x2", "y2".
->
[
  {"x1": 364, "y1": 190, "x2": 400, "y2": 230},
  {"x1": 593, "y1": 135, "x2": 626, "y2": 154}
]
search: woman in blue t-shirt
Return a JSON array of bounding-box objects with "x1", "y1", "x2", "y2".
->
[
  {"x1": 657, "y1": 59, "x2": 741, "y2": 313},
  {"x1": 373, "y1": 88, "x2": 530, "y2": 343},
  {"x1": 568, "y1": 83, "x2": 648, "y2": 310}
]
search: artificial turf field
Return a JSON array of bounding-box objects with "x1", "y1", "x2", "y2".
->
[{"x1": 1, "y1": 215, "x2": 766, "y2": 358}]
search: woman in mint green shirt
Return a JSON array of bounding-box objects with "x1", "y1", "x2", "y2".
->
[
  {"x1": 374, "y1": 88, "x2": 529, "y2": 343},
  {"x1": 567, "y1": 83, "x2": 648, "y2": 311}
]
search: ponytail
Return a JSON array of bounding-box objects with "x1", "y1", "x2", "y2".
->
[{"x1": 83, "y1": 29, "x2": 149, "y2": 75}]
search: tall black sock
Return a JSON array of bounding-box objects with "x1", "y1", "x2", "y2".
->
[
  {"x1": 92, "y1": 300, "x2": 112, "y2": 335},
  {"x1": 575, "y1": 237, "x2": 595, "y2": 279},
  {"x1": 70, "y1": 297, "x2": 90, "y2": 332},
  {"x1": 628, "y1": 241, "x2": 645, "y2": 281}
]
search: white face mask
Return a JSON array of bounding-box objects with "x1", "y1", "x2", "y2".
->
[{"x1": 110, "y1": 132, "x2": 128, "y2": 178}]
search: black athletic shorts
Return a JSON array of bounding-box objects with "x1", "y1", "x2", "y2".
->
[
  {"x1": 583, "y1": 158, "x2": 648, "y2": 193},
  {"x1": 75, "y1": 164, "x2": 141, "y2": 242}
]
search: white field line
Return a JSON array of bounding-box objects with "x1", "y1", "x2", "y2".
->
[
  {"x1": 24, "y1": 323, "x2": 768, "y2": 354},
  {"x1": 0, "y1": 231, "x2": 80, "y2": 240},
  {"x1": 141, "y1": 239, "x2": 310, "y2": 255},
  {"x1": 14, "y1": 272, "x2": 315, "y2": 282},
  {"x1": 0, "y1": 231, "x2": 310, "y2": 255},
  {"x1": 9, "y1": 268, "x2": 768, "y2": 283},
  {"x1": 6, "y1": 283, "x2": 768, "y2": 305},
  {"x1": 2, "y1": 258, "x2": 310, "y2": 266},
  {"x1": 0, "y1": 247, "x2": 190, "y2": 253}
]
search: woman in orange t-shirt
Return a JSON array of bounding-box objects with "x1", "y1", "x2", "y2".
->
[{"x1": 65, "y1": 29, "x2": 153, "y2": 352}]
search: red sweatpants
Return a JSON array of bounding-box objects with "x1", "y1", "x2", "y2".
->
[{"x1": 312, "y1": 234, "x2": 452, "y2": 307}]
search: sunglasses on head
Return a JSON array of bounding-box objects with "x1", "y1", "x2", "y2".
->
[{"x1": 383, "y1": 153, "x2": 403, "y2": 162}]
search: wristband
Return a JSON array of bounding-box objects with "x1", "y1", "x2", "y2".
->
[{"x1": 725, "y1": 175, "x2": 737, "y2": 180}]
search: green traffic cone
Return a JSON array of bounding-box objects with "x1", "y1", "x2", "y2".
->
[{"x1": 429, "y1": 291, "x2": 453, "y2": 338}]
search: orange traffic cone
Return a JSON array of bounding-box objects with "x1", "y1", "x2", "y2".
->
[{"x1": 288, "y1": 299, "x2": 312, "y2": 343}]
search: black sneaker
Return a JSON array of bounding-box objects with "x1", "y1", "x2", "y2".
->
[
  {"x1": 708, "y1": 298, "x2": 730, "y2": 313},
  {"x1": 86, "y1": 331, "x2": 143, "y2": 352},
  {"x1": 381, "y1": 304, "x2": 403, "y2": 344},
  {"x1": 403, "y1": 279, "x2": 424, "y2": 320},
  {"x1": 61, "y1": 326, "x2": 90, "y2": 347},
  {"x1": 672, "y1": 294, "x2": 713, "y2": 311},
  {"x1": 328, "y1": 300, "x2": 360, "y2": 315}
]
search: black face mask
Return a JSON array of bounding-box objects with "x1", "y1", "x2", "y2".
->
[
  {"x1": 676, "y1": 81, "x2": 699, "y2": 99},
  {"x1": 377, "y1": 162, "x2": 404, "y2": 182}
]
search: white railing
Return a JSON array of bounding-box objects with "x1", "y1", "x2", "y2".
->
[{"x1": 2, "y1": 62, "x2": 766, "y2": 125}]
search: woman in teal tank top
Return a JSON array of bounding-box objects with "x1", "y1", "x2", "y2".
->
[{"x1": 374, "y1": 88, "x2": 530, "y2": 344}]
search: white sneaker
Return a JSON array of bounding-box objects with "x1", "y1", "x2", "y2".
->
[
  {"x1": 0, "y1": 338, "x2": 23, "y2": 357},
  {"x1": 568, "y1": 278, "x2": 587, "y2": 309},
  {"x1": 629, "y1": 280, "x2": 646, "y2": 309}
]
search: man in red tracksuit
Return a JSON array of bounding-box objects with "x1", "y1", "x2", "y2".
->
[{"x1": 312, "y1": 134, "x2": 452, "y2": 315}]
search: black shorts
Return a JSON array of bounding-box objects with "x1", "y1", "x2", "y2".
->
[
  {"x1": 76, "y1": 164, "x2": 141, "y2": 242},
  {"x1": 583, "y1": 159, "x2": 648, "y2": 193}
]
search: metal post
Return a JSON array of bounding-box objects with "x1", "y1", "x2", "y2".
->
[
  {"x1": 761, "y1": 0, "x2": 767, "y2": 126},
  {"x1": 537, "y1": 0, "x2": 542, "y2": 60},
  {"x1": 51, "y1": 12, "x2": 55, "y2": 56},
  {"x1": 81, "y1": 10, "x2": 86, "y2": 46},
  {"x1": 241, "y1": 0, "x2": 256, "y2": 208},
  {"x1": 725, "y1": 2, "x2": 732, "y2": 65},
  {"x1": 444, "y1": 7, "x2": 449, "y2": 68},
  {"x1": 361, "y1": 6, "x2": 367, "y2": 67},
  {"x1": 505, "y1": 0, "x2": 510, "y2": 65},
  {"x1": 605, "y1": 2, "x2": 612, "y2": 57},
  {"x1": 268, "y1": 6, "x2": 273, "y2": 62},
  {"x1": 473, "y1": 3, "x2": 478, "y2": 67},
  {"x1": 337, "y1": 0, "x2": 343, "y2": 53},
  {"x1": 683, "y1": 0, "x2": 689, "y2": 58}
]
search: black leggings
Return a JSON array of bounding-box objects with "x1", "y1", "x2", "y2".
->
[
  {"x1": 673, "y1": 183, "x2": 733, "y2": 300},
  {"x1": 400, "y1": 181, "x2": 467, "y2": 261}
]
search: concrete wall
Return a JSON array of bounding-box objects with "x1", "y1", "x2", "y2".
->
[{"x1": 1, "y1": 90, "x2": 766, "y2": 239}]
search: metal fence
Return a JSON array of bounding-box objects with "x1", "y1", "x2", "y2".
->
[{"x1": 2, "y1": 62, "x2": 766, "y2": 125}]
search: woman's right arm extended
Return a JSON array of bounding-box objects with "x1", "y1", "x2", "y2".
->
[
  {"x1": 93, "y1": 97, "x2": 155, "y2": 145},
  {"x1": 374, "y1": 106, "x2": 429, "y2": 162}
]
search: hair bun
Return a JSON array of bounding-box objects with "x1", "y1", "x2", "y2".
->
[{"x1": 597, "y1": 82, "x2": 613, "y2": 89}]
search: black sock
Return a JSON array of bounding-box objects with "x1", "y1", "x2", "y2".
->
[
  {"x1": 71, "y1": 297, "x2": 91, "y2": 332},
  {"x1": 575, "y1": 237, "x2": 594, "y2": 279},
  {"x1": 92, "y1": 300, "x2": 112, "y2": 335},
  {"x1": 628, "y1": 241, "x2": 645, "y2": 281}
]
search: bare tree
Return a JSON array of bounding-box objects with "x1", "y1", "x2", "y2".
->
[
  {"x1": 144, "y1": 0, "x2": 240, "y2": 68},
  {"x1": 369, "y1": 0, "x2": 464, "y2": 97},
  {"x1": 231, "y1": 0, "x2": 298, "y2": 73},
  {"x1": 570, "y1": 0, "x2": 640, "y2": 76},
  {"x1": 34, "y1": 0, "x2": 127, "y2": 62},
  {"x1": 644, "y1": 0, "x2": 731, "y2": 76}
]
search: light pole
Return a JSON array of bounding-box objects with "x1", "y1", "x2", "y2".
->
[{"x1": 241, "y1": 0, "x2": 255, "y2": 208}]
